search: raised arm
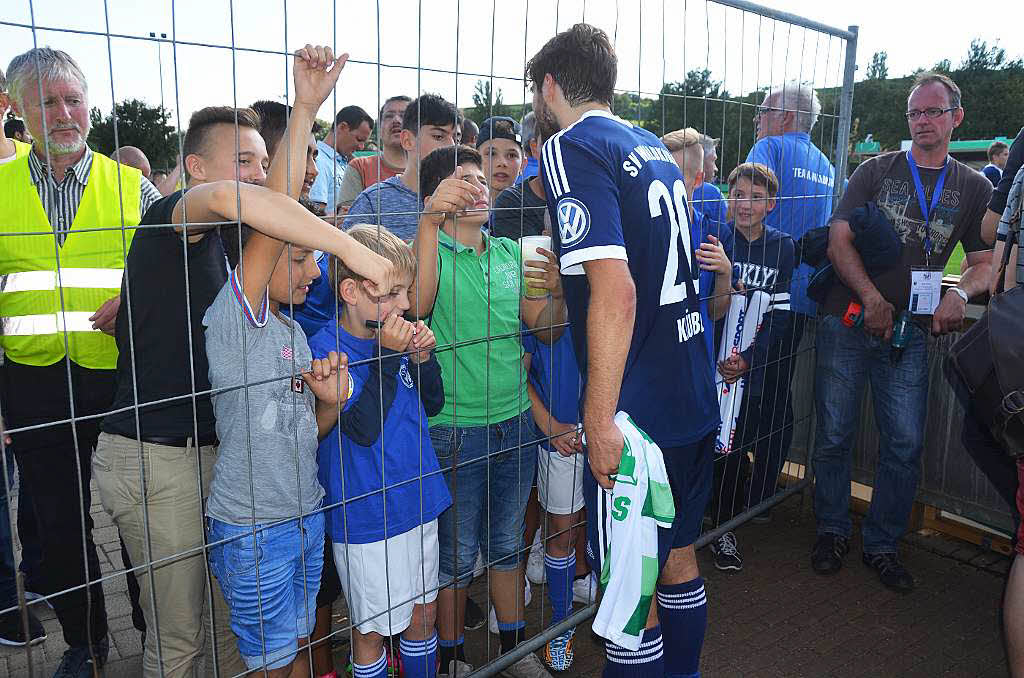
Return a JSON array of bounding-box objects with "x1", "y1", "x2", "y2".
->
[
  {"x1": 410, "y1": 167, "x2": 483, "y2": 318},
  {"x1": 171, "y1": 180, "x2": 394, "y2": 297},
  {"x1": 233, "y1": 45, "x2": 347, "y2": 309}
]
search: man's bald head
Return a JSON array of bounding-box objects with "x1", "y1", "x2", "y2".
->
[{"x1": 110, "y1": 146, "x2": 152, "y2": 179}]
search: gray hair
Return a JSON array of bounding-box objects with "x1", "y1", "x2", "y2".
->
[
  {"x1": 696, "y1": 133, "x2": 718, "y2": 155},
  {"x1": 520, "y1": 111, "x2": 538, "y2": 145},
  {"x1": 766, "y1": 82, "x2": 820, "y2": 133},
  {"x1": 6, "y1": 48, "x2": 88, "y2": 107}
]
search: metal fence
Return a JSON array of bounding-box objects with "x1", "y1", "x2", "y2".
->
[{"x1": 0, "y1": 1, "x2": 858, "y2": 676}]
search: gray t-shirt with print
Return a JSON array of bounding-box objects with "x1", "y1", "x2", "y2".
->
[{"x1": 203, "y1": 276, "x2": 324, "y2": 525}]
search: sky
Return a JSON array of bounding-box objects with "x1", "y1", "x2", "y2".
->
[{"x1": 2, "y1": 0, "x2": 1021, "y2": 133}]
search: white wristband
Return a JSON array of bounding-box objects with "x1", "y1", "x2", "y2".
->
[{"x1": 949, "y1": 286, "x2": 969, "y2": 304}]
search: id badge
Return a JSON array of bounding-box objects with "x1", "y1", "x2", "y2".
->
[{"x1": 909, "y1": 267, "x2": 942, "y2": 315}]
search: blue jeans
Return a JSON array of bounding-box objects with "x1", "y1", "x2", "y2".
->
[
  {"x1": 208, "y1": 512, "x2": 324, "y2": 671},
  {"x1": 430, "y1": 411, "x2": 537, "y2": 588},
  {"x1": 812, "y1": 315, "x2": 929, "y2": 554}
]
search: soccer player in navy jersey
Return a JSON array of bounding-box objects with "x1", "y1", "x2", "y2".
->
[{"x1": 528, "y1": 24, "x2": 719, "y2": 678}]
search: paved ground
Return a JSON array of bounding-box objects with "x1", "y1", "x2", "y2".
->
[{"x1": 1, "y1": 490, "x2": 1011, "y2": 676}]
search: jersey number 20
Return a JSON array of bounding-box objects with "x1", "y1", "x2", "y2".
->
[{"x1": 648, "y1": 178, "x2": 694, "y2": 306}]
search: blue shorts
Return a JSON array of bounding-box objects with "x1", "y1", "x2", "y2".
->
[
  {"x1": 585, "y1": 431, "x2": 714, "y2": 572},
  {"x1": 208, "y1": 511, "x2": 325, "y2": 671},
  {"x1": 430, "y1": 410, "x2": 537, "y2": 588}
]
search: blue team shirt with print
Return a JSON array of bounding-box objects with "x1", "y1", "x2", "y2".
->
[
  {"x1": 541, "y1": 110, "x2": 719, "y2": 448},
  {"x1": 309, "y1": 323, "x2": 451, "y2": 544},
  {"x1": 746, "y1": 132, "x2": 835, "y2": 317}
]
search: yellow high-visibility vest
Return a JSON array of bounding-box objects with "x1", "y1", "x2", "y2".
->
[
  {"x1": 0, "y1": 151, "x2": 139, "y2": 369},
  {"x1": 12, "y1": 139, "x2": 30, "y2": 159}
]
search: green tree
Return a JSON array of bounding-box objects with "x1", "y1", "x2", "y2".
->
[
  {"x1": 866, "y1": 51, "x2": 889, "y2": 80},
  {"x1": 467, "y1": 80, "x2": 510, "y2": 124},
  {"x1": 961, "y1": 39, "x2": 1005, "y2": 71},
  {"x1": 88, "y1": 98, "x2": 178, "y2": 170}
]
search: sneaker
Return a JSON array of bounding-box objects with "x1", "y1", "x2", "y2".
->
[
  {"x1": 862, "y1": 552, "x2": 915, "y2": 593},
  {"x1": 440, "y1": 659, "x2": 474, "y2": 677},
  {"x1": 53, "y1": 639, "x2": 109, "y2": 678},
  {"x1": 572, "y1": 574, "x2": 597, "y2": 605},
  {"x1": 489, "y1": 581, "x2": 533, "y2": 634},
  {"x1": 526, "y1": 538, "x2": 546, "y2": 585},
  {"x1": 811, "y1": 534, "x2": 849, "y2": 575},
  {"x1": 464, "y1": 596, "x2": 485, "y2": 631},
  {"x1": 710, "y1": 532, "x2": 743, "y2": 572},
  {"x1": 543, "y1": 628, "x2": 575, "y2": 672},
  {"x1": 0, "y1": 609, "x2": 46, "y2": 647},
  {"x1": 501, "y1": 651, "x2": 553, "y2": 678}
]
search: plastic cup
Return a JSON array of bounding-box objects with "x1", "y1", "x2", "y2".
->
[{"x1": 519, "y1": 235, "x2": 552, "y2": 299}]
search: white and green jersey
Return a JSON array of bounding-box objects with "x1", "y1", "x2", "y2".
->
[{"x1": 592, "y1": 412, "x2": 675, "y2": 651}]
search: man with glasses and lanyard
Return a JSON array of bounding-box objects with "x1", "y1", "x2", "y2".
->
[{"x1": 810, "y1": 72, "x2": 992, "y2": 592}]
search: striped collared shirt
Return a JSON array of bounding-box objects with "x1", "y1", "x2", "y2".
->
[{"x1": 26, "y1": 147, "x2": 162, "y2": 245}]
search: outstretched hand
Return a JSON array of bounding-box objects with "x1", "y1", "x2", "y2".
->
[{"x1": 293, "y1": 44, "x2": 349, "y2": 109}]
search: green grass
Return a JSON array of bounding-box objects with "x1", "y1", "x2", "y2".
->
[{"x1": 945, "y1": 243, "x2": 965, "y2": 276}]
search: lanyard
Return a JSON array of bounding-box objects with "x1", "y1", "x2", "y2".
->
[{"x1": 905, "y1": 151, "x2": 949, "y2": 265}]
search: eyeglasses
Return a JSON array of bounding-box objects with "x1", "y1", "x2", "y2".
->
[
  {"x1": 905, "y1": 107, "x2": 956, "y2": 121},
  {"x1": 755, "y1": 105, "x2": 785, "y2": 117}
]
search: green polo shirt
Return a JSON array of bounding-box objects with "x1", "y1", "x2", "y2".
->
[{"x1": 429, "y1": 229, "x2": 530, "y2": 427}]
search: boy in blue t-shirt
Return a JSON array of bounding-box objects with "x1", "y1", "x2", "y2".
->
[
  {"x1": 309, "y1": 224, "x2": 450, "y2": 678},
  {"x1": 709, "y1": 163, "x2": 795, "y2": 574}
]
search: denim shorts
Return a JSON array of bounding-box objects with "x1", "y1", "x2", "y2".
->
[
  {"x1": 208, "y1": 511, "x2": 324, "y2": 671},
  {"x1": 430, "y1": 410, "x2": 537, "y2": 588}
]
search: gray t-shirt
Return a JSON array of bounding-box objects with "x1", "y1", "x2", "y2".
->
[
  {"x1": 489, "y1": 180, "x2": 549, "y2": 240},
  {"x1": 203, "y1": 273, "x2": 324, "y2": 525},
  {"x1": 343, "y1": 176, "x2": 420, "y2": 241}
]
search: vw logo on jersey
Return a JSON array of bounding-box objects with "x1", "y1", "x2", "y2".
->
[{"x1": 556, "y1": 197, "x2": 591, "y2": 248}]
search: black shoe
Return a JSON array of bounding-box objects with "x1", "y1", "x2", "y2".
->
[
  {"x1": 0, "y1": 609, "x2": 47, "y2": 647},
  {"x1": 862, "y1": 552, "x2": 915, "y2": 593},
  {"x1": 53, "y1": 638, "x2": 109, "y2": 678},
  {"x1": 811, "y1": 534, "x2": 849, "y2": 575},
  {"x1": 464, "y1": 596, "x2": 485, "y2": 631},
  {"x1": 710, "y1": 532, "x2": 744, "y2": 571}
]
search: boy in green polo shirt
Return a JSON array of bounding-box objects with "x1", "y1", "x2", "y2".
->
[{"x1": 411, "y1": 144, "x2": 566, "y2": 678}]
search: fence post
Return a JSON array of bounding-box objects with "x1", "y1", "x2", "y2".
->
[{"x1": 833, "y1": 25, "x2": 859, "y2": 200}]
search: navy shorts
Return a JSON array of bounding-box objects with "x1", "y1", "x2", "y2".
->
[{"x1": 584, "y1": 431, "x2": 715, "y2": 572}]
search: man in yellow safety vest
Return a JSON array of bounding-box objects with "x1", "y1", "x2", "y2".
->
[{"x1": 0, "y1": 47, "x2": 162, "y2": 678}]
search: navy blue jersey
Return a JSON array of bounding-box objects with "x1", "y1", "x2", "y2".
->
[
  {"x1": 731, "y1": 225, "x2": 795, "y2": 395},
  {"x1": 541, "y1": 110, "x2": 719, "y2": 447}
]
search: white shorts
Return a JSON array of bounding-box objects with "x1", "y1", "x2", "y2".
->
[
  {"x1": 333, "y1": 520, "x2": 440, "y2": 636},
  {"x1": 536, "y1": 445, "x2": 586, "y2": 515}
]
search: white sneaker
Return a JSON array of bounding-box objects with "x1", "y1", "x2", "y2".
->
[
  {"x1": 500, "y1": 652, "x2": 553, "y2": 678},
  {"x1": 572, "y1": 574, "x2": 597, "y2": 605},
  {"x1": 526, "y1": 538, "x2": 546, "y2": 585},
  {"x1": 489, "y1": 581, "x2": 532, "y2": 634}
]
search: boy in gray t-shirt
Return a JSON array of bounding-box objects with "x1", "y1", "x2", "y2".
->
[{"x1": 203, "y1": 212, "x2": 392, "y2": 673}]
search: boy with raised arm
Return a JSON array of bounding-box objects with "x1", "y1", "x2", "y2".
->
[{"x1": 412, "y1": 145, "x2": 566, "y2": 678}]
